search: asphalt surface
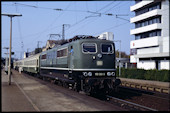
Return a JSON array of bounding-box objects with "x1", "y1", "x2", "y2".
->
[{"x1": 1, "y1": 69, "x2": 126, "y2": 111}]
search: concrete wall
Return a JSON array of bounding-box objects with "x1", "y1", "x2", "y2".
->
[
  {"x1": 137, "y1": 47, "x2": 160, "y2": 55},
  {"x1": 138, "y1": 60, "x2": 155, "y2": 70},
  {"x1": 160, "y1": 60, "x2": 170, "y2": 70}
]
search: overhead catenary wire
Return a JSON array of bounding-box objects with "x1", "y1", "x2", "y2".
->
[
  {"x1": 4, "y1": 2, "x2": 129, "y2": 36},
  {"x1": 4, "y1": 1, "x2": 129, "y2": 41},
  {"x1": 65, "y1": 1, "x2": 116, "y2": 34},
  {"x1": 2, "y1": 1, "x2": 131, "y2": 41},
  {"x1": 93, "y1": 21, "x2": 130, "y2": 36},
  {"x1": 20, "y1": 2, "x2": 72, "y2": 50},
  {"x1": 3, "y1": 2, "x2": 71, "y2": 40},
  {"x1": 52, "y1": 2, "x2": 117, "y2": 39},
  {"x1": 66, "y1": 1, "x2": 129, "y2": 37}
]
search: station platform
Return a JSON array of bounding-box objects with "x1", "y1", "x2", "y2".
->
[
  {"x1": 1, "y1": 69, "x2": 126, "y2": 111},
  {"x1": 1, "y1": 70, "x2": 36, "y2": 111}
]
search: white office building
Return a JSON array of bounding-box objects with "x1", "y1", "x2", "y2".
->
[{"x1": 130, "y1": 0, "x2": 169, "y2": 70}]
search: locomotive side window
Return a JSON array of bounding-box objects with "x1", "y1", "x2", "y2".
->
[
  {"x1": 57, "y1": 48, "x2": 68, "y2": 58},
  {"x1": 41, "y1": 54, "x2": 47, "y2": 59},
  {"x1": 82, "y1": 43, "x2": 97, "y2": 53},
  {"x1": 101, "y1": 44, "x2": 113, "y2": 54}
]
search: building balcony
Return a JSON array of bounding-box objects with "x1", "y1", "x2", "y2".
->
[
  {"x1": 130, "y1": 9, "x2": 161, "y2": 23},
  {"x1": 130, "y1": 36, "x2": 161, "y2": 49},
  {"x1": 130, "y1": 0, "x2": 154, "y2": 11},
  {"x1": 130, "y1": 23, "x2": 162, "y2": 35}
]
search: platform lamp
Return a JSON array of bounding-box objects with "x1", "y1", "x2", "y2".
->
[{"x1": 2, "y1": 13, "x2": 22, "y2": 85}]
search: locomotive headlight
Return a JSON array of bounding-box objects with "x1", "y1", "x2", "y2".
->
[
  {"x1": 107, "y1": 72, "x2": 115, "y2": 76},
  {"x1": 87, "y1": 72, "x2": 92, "y2": 76},
  {"x1": 83, "y1": 72, "x2": 92, "y2": 76},
  {"x1": 92, "y1": 56, "x2": 96, "y2": 60},
  {"x1": 107, "y1": 72, "x2": 112, "y2": 76},
  {"x1": 83, "y1": 72, "x2": 88, "y2": 76},
  {"x1": 97, "y1": 53, "x2": 102, "y2": 58},
  {"x1": 111, "y1": 72, "x2": 115, "y2": 76}
]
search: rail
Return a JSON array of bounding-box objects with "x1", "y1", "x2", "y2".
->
[{"x1": 106, "y1": 95, "x2": 158, "y2": 111}]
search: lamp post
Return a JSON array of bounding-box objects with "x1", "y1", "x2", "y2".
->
[
  {"x1": 2, "y1": 13, "x2": 22, "y2": 85},
  {"x1": 113, "y1": 40, "x2": 121, "y2": 77}
]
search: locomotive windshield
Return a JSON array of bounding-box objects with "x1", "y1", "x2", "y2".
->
[
  {"x1": 82, "y1": 43, "x2": 96, "y2": 53},
  {"x1": 101, "y1": 44, "x2": 113, "y2": 54}
]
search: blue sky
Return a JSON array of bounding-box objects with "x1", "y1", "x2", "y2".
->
[{"x1": 1, "y1": 1, "x2": 135, "y2": 59}]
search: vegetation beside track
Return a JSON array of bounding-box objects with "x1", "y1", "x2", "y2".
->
[{"x1": 116, "y1": 68, "x2": 169, "y2": 82}]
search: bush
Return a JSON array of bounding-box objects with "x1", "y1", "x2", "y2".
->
[{"x1": 117, "y1": 68, "x2": 169, "y2": 82}]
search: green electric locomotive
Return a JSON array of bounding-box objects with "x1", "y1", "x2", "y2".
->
[{"x1": 39, "y1": 35, "x2": 121, "y2": 94}]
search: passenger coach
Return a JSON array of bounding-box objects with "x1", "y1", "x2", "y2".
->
[{"x1": 14, "y1": 53, "x2": 40, "y2": 75}]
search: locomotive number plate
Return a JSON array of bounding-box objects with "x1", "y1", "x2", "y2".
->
[
  {"x1": 97, "y1": 61, "x2": 103, "y2": 66},
  {"x1": 95, "y1": 73, "x2": 105, "y2": 76}
]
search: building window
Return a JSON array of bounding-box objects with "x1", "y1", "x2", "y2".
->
[
  {"x1": 135, "y1": 2, "x2": 161, "y2": 16},
  {"x1": 135, "y1": 35, "x2": 140, "y2": 40},
  {"x1": 135, "y1": 30, "x2": 161, "y2": 40},
  {"x1": 135, "y1": 0, "x2": 142, "y2": 4},
  {"x1": 135, "y1": 16, "x2": 161, "y2": 28},
  {"x1": 157, "y1": 30, "x2": 161, "y2": 36},
  {"x1": 130, "y1": 49, "x2": 137, "y2": 55}
]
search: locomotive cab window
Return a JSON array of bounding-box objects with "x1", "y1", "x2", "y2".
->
[
  {"x1": 82, "y1": 43, "x2": 97, "y2": 53},
  {"x1": 101, "y1": 44, "x2": 113, "y2": 54}
]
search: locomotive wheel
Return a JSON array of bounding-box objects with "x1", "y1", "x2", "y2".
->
[
  {"x1": 73, "y1": 82, "x2": 78, "y2": 91},
  {"x1": 84, "y1": 85, "x2": 91, "y2": 94},
  {"x1": 73, "y1": 82, "x2": 80, "y2": 92},
  {"x1": 63, "y1": 82, "x2": 69, "y2": 88},
  {"x1": 58, "y1": 81, "x2": 63, "y2": 86},
  {"x1": 43, "y1": 76, "x2": 47, "y2": 81}
]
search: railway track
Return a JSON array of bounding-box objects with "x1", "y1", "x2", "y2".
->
[
  {"x1": 119, "y1": 86, "x2": 169, "y2": 101},
  {"x1": 105, "y1": 86, "x2": 170, "y2": 111}
]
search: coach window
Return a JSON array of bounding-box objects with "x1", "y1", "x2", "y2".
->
[
  {"x1": 101, "y1": 44, "x2": 113, "y2": 54},
  {"x1": 82, "y1": 43, "x2": 97, "y2": 54}
]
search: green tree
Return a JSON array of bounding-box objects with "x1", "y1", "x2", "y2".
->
[{"x1": 116, "y1": 50, "x2": 130, "y2": 58}]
